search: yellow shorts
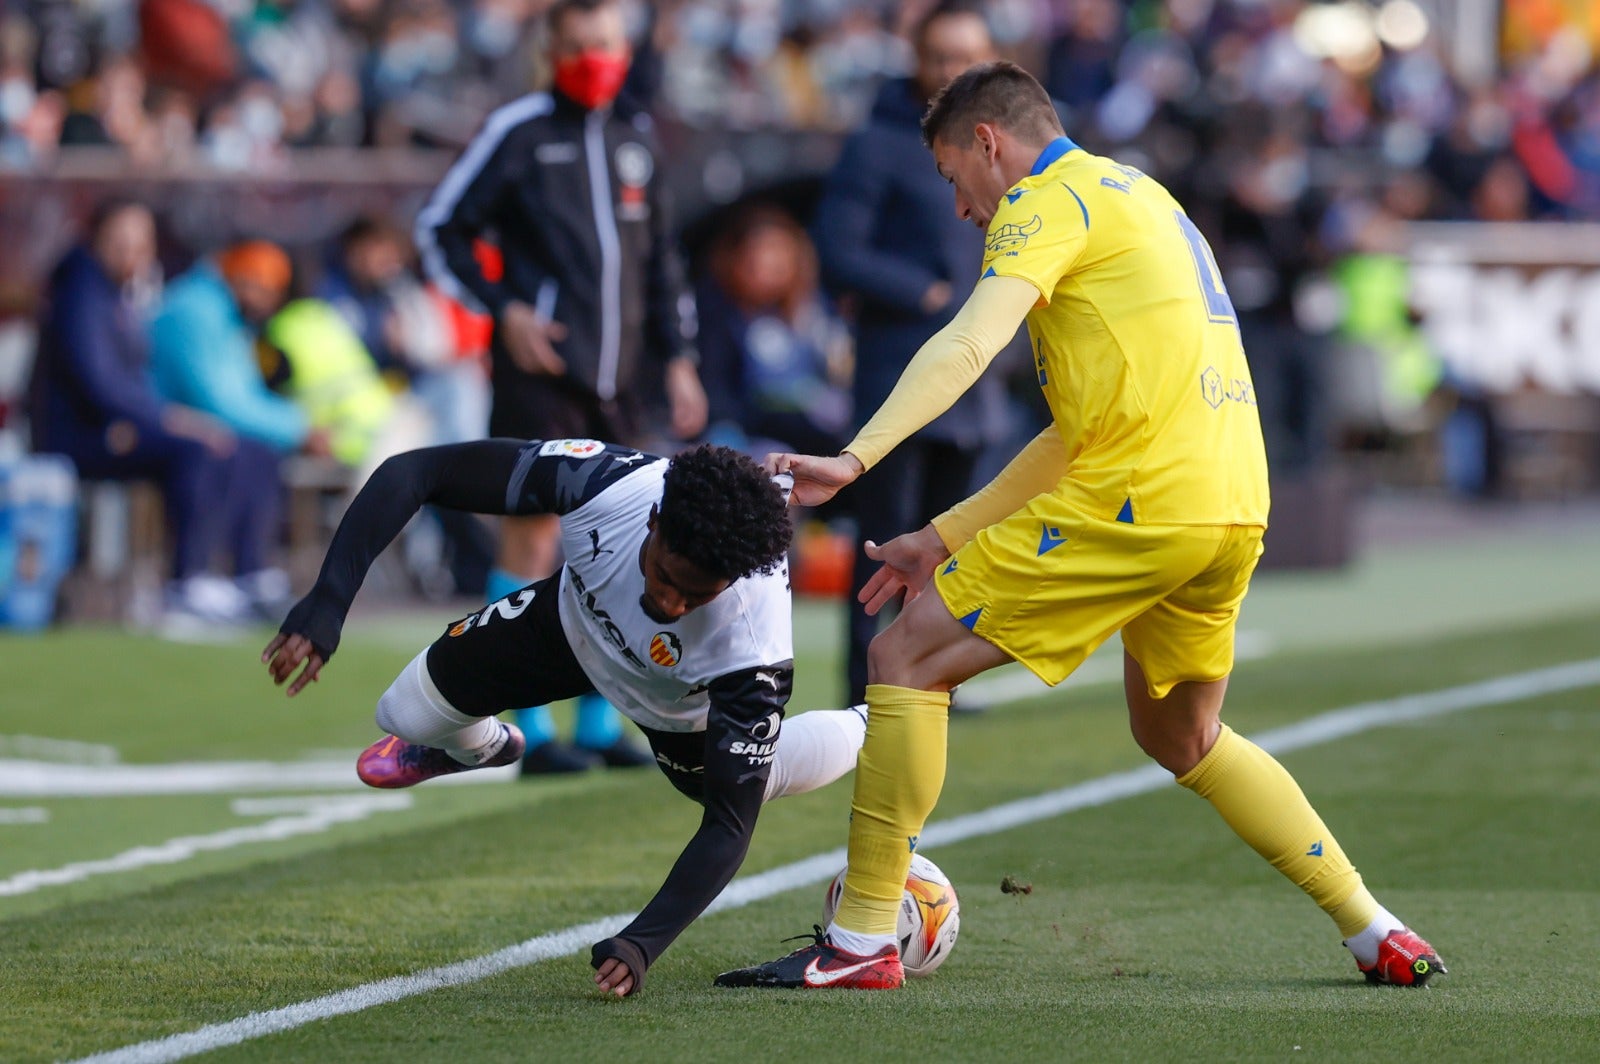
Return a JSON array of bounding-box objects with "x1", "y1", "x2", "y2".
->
[{"x1": 933, "y1": 493, "x2": 1265, "y2": 699}]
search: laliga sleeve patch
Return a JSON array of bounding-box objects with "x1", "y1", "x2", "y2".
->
[{"x1": 538, "y1": 438, "x2": 606, "y2": 458}]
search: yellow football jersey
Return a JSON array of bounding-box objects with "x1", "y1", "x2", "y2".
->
[{"x1": 982, "y1": 138, "x2": 1270, "y2": 526}]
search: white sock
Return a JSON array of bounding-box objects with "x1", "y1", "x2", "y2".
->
[
  {"x1": 1343, "y1": 904, "x2": 1405, "y2": 966},
  {"x1": 763, "y1": 705, "x2": 868, "y2": 802},
  {"x1": 826, "y1": 924, "x2": 895, "y2": 956},
  {"x1": 375, "y1": 650, "x2": 508, "y2": 765}
]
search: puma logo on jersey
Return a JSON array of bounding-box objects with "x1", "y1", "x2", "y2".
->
[{"x1": 589, "y1": 529, "x2": 613, "y2": 560}]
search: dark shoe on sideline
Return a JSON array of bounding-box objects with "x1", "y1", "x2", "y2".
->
[
  {"x1": 581, "y1": 737, "x2": 655, "y2": 769},
  {"x1": 518, "y1": 740, "x2": 599, "y2": 777}
]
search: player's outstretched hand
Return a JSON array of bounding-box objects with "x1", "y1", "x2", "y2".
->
[
  {"x1": 763, "y1": 452, "x2": 863, "y2": 507},
  {"x1": 859, "y1": 523, "x2": 951, "y2": 616},
  {"x1": 261, "y1": 632, "x2": 326, "y2": 697},
  {"x1": 591, "y1": 937, "x2": 646, "y2": 997},
  {"x1": 593, "y1": 957, "x2": 635, "y2": 997}
]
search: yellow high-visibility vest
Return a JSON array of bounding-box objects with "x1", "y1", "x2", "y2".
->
[{"x1": 265, "y1": 299, "x2": 395, "y2": 466}]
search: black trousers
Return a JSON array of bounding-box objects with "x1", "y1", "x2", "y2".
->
[{"x1": 52, "y1": 425, "x2": 281, "y2": 580}]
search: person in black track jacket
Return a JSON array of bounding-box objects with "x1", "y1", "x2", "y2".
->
[{"x1": 415, "y1": 0, "x2": 707, "y2": 774}]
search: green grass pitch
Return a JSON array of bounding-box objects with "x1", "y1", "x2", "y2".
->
[{"x1": 4, "y1": 524, "x2": 1600, "y2": 1062}]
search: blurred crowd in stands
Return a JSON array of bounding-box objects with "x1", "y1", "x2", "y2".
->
[
  {"x1": 2, "y1": 0, "x2": 1599, "y2": 644},
  {"x1": 21, "y1": 200, "x2": 495, "y2": 629},
  {"x1": 0, "y1": 0, "x2": 1594, "y2": 219}
]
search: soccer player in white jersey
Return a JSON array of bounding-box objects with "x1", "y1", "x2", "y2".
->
[{"x1": 263, "y1": 440, "x2": 867, "y2": 997}]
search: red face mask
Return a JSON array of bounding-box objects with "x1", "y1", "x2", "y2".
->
[{"x1": 554, "y1": 50, "x2": 630, "y2": 110}]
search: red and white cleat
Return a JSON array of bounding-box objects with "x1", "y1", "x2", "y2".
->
[
  {"x1": 1357, "y1": 928, "x2": 1447, "y2": 987},
  {"x1": 714, "y1": 926, "x2": 905, "y2": 990}
]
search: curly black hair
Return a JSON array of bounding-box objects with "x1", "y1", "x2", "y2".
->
[{"x1": 657, "y1": 445, "x2": 792, "y2": 582}]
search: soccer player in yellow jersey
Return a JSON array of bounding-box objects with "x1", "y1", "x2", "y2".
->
[{"x1": 716, "y1": 62, "x2": 1445, "y2": 991}]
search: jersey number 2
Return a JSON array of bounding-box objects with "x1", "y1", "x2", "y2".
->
[{"x1": 1175, "y1": 211, "x2": 1237, "y2": 327}]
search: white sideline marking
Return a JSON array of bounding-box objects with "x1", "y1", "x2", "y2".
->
[
  {"x1": 0, "y1": 807, "x2": 49, "y2": 825},
  {"x1": 0, "y1": 758, "x2": 517, "y2": 798},
  {"x1": 228, "y1": 796, "x2": 412, "y2": 816},
  {"x1": 71, "y1": 657, "x2": 1600, "y2": 1064},
  {"x1": 1, "y1": 631, "x2": 1275, "y2": 799},
  {"x1": 0, "y1": 759, "x2": 359, "y2": 797},
  {"x1": 0, "y1": 795, "x2": 411, "y2": 898},
  {"x1": 0, "y1": 734, "x2": 119, "y2": 765}
]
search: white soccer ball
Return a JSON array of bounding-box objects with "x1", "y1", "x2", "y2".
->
[{"x1": 822, "y1": 853, "x2": 960, "y2": 977}]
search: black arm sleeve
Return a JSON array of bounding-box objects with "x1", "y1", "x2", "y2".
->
[
  {"x1": 277, "y1": 439, "x2": 530, "y2": 660},
  {"x1": 281, "y1": 439, "x2": 662, "y2": 661},
  {"x1": 590, "y1": 661, "x2": 794, "y2": 994},
  {"x1": 509, "y1": 441, "x2": 663, "y2": 513}
]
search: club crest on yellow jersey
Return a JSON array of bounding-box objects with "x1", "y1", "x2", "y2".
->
[{"x1": 986, "y1": 214, "x2": 1041, "y2": 255}]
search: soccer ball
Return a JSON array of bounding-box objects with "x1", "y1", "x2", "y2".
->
[{"x1": 822, "y1": 854, "x2": 960, "y2": 977}]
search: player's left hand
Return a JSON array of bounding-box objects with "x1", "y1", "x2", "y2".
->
[
  {"x1": 261, "y1": 632, "x2": 326, "y2": 697},
  {"x1": 593, "y1": 957, "x2": 635, "y2": 997},
  {"x1": 859, "y1": 523, "x2": 950, "y2": 616}
]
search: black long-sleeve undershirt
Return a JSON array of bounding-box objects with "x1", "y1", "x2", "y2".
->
[
  {"x1": 592, "y1": 662, "x2": 792, "y2": 991},
  {"x1": 281, "y1": 439, "x2": 654, "y2": 660},
  {"x1": 280, "y1": 440, "x2": 530, "y2": 660}
]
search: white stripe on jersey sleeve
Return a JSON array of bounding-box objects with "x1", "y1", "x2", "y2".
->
[{"x1": 414, "y1": 93, "x2": 553, "y2": 312}]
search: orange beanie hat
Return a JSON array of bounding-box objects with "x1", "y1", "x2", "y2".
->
[{"x1": 217, "y1": 240, "x2": 292, "y2": 295}]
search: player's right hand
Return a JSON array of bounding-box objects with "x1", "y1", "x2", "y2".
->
[
  {"x1": 499, "y1": 300, "x2": 567, "y2": 376},
  {"x1": 261, "y1": 632, "x2": 326, "y2": 697},
  {"x1": 593, "y1": 957, "x2": 635, "y2": 997},
  {"x1": 763, "y1": 452, "x2": 863, "y2": 507},
  {"x1": 859, "y1": 523, "x2": 950, "y2": 616}
]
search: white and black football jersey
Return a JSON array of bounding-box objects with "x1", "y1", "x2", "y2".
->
[
  {"x1": 280, "y1": 436, "x2": 803, "y2": 988},
  {"x1": 528, "y1": 441, "x2": 792, "y2": 732}
]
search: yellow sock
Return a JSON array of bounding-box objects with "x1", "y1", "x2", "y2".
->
[
  {"x1": 1177, "y1": 724, "x2": 1378, "y2": 939},
  {"x1": 834, "y1": 684, "x2": 950, "y2": 937}
]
